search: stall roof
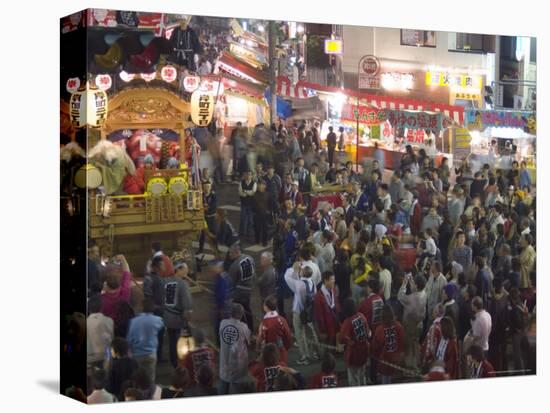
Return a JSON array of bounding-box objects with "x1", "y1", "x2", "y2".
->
[
  {"x1": 481, "y1": 127, "x2": 535, "y2": 140},
  {"x1": 298, "y1": 80, "x2": 465, "y2": 125}
]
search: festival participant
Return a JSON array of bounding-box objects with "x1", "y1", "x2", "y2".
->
[
  {"x1": 101, "y1": 255, "x2": 132, "y2": 326},
  {"x1": 309, "y1": 352, "x2": 338, "y2": 389},
  {"x1": 434, "y1": 317, "x2": 460, "y2": 379},
  {"x1": 421, "y1": 304, "x2": 445, "y2": 368},
  {"x1": 257, "y1": 296, "x2": 293, "y2": 365},
  {"x1": 358, "y1": 278, "x2": 384, "y2": 333},
  {"x1": 466, "y1": 345, "x2": 496, "y2": 378},
  {"x1": 371, "y1": 304, "x2": 405, "y2": 384},
  {"x1": 88, "y1": 368, "x2": 117, "y2": 403},
  {"x1": 180, "y1": 329, "x2": 217, "y2": 385},
  {"x1": 338, "y1": 298, "x2": 370, "y2": 386},
  {"x1": 313, "y1": 271, "x2": 341, "y2": 347},
  {"x1": 226, "y1": 244, "x2": 256, "y2": 333},
  {"x1": 249, "y1": 343, "x2": 285, "y2": 392},
  {"x1": 162, "y1": 259, "x2": 193, "y2": 369},
  {"x1": 218, "y1": 303, "x2": 251, "y2": 395}
]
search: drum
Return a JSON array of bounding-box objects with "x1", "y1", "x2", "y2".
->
[
  {"x1": 146, "y1": 177, "x2": 168, "y2": 196},
  {"x1": 74, "y1": 164, "x2": 102, "y2": 189},
  {"x1": 168, "y1": 176, "x2": 189, "y2": 196}
]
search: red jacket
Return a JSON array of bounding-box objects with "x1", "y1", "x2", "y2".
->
[
  {"x1": 180, "y1": 345, "x2": 217, "y2": 384},
  {"x1": 313, "y1": 288, "x2": 341, "y2": 340},
  {"x1": 309, "y1": 372, "x2": 338, "y2": 389},
  {"x1": 338, "y1": 313, "x2": 370, "y2": 368},
  {"x1": 249, "y1": 361, "x2": 283, "y2": 392},
  {"x1": 258, "y1": 312, "x2": 293, "y2": 365},
  {"x1": 372, "y1": 321, "x2": 405, "y2": 377},
  {"x1": 410, "y1": 200, "x2": 422, "y2": 236},
  {"x1": 358, "y1": 293, "x2": 384, "y2": 333},
  {"x1": 424, "y1": 369, "x2": 450, "y2": 381},
  {"x1": 471, "y1": 360, "x2": 496, "y2": 378},
  {"x1": 421, "y1": 318, "x2": 442, "y2": 366},
  {"x1": 434, "y1": 338, "x2": 459, "y2": 380}
]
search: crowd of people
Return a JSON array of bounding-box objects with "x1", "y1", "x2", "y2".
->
[{"x1": 82, "y1": 120, "x2": 536, "y2": 402}]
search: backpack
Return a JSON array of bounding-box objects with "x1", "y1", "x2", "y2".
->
[{"x1": 300, "y1": 280, "x2": 315, "y2": 325}]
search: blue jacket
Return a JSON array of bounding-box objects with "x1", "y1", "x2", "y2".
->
[
  {"x1": 519, "y1": 169, "x2": 532, "y2": 189},
  {"x1": 126, "y1": 313, "x2": 164, "y2": 357}
]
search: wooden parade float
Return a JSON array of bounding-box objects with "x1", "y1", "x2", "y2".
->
[{"x1": 86, "y1": 87, "x2": 205, "y2": 275}]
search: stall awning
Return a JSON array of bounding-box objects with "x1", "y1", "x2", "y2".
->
[
  {"x1": 299, "y1": 80, "x2": 465, "y2": 125},
  {"x1": 216, "y1": 51, "x2": 269, "y2": 84},
  {"x1": 276, "y1": 76, "x2": 312, "y2": 99}
]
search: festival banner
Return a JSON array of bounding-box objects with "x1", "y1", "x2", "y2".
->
[
  {"x1": 465, "y1": 109, "x2": 535, "y2": 132},
  {"x1": 340, "y1": 104, "x2": 443, "y2": 130}
]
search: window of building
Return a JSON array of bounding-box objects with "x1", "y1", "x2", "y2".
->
[
  {"x1": 455, "y1": 33, "x2": 483, "y2": 51},
  {"x1": 400, "y1": 30, "x2": 436, "y2": 47}
]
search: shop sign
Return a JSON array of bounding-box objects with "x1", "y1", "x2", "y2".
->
[
  {"x1": 453, "y1": 128, "x2": 472, "y2": 163},
  {"x1": 358, "y1": 55, "x2": 380, "y2": 90},
  {"x1": 426, "y1": 71, "x2": 482, "y2": 89},
  {"x1": 386, "y1": 109, "x2": 442, "y2": 131},
  {"x1": 66, "y1": 77, "x2": 81, "y2": 94},
  {"x1": 465, "y1": 109, "x2": 531, "y2": 131},
  {"x1": 190, "y1": 91, "x2": 214, "y2": 127},
  {"x1": 454, "y1": 92, "x2": 480, "y2": 100},
  {"x1": 380, "y1": 72, "x2": 414, "y2": 90},
  {"x1": 161, "y1": 65, "x2": 178, "y2": 82},
  {"x1": 69, "y1": 84, "x2": 108, "y2": 128},
  {"x1": 229, "y1": 42, "x2": 267, "y2": 67},
  {"x1": 183, "y1": 76, "x2": 200, "y2": 92},
  {"x1": 340, "y1": 104, "x2": 442, "y2": 130},
  {"x1": 324, "y1": 39, "x2": 343, "y2": 55},
  {"x1": 405, "y1": 128, "x2": 426, "y2": 144},
  {"x1": 95, "y1": 74, "x2": 112, "y2": 91}
]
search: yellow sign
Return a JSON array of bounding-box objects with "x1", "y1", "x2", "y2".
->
[
  {"x1": 324, "y1": 39, "x2": 343, "y2": 55},
  {"x1": 426, "y1": 71, "x2": 482, "y2": 89},
  {"x1": 454, "y1": 92, "x2": 481, "y2": 100}
]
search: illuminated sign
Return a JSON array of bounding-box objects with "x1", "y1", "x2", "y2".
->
[
  {"x1": 425, "y1": 71, "x2": 482, "y2": 89},
  {"x1": 380, "y1": 72, "x2": 414, "y2": 91},
  {"x1": 358, "y1": 55, "x2": 380, "y2": 90},
  {"x1": 191, "y1": 91, "x2": 214, "y2": 127},
  {"x1": 324, "y1": 39, "x2": 343, "y2": 55}
]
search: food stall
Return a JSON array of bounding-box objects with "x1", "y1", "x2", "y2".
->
[{"x1": 465, "y1": 109, "x2": 537, "y2": 181}]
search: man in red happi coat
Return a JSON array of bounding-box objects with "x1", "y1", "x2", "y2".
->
[
  {"x1": 257, "y1": 296, "x2": 293, "y2": 365},
  {"x1": 313, "y1": 271, "x2": 341, "y2": 346}
]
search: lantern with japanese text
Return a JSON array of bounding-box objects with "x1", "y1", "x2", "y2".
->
[
  {"x1": 161, "y1": 65, "x2": 178, "y2": 83},
  {"x1": 183, "y1": 76, "x2": 200, "y2": 92},
  {"x1": 69, "y1": 83, "x2": 108, "y2": 128},
  {"x1": 190, "y1": 90, "x2": 214, "y2": 127}
]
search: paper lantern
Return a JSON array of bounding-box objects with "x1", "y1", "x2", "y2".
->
[
  {"x1": 95, "y1": 74, "x2": 112, "y2": 91},
  {"x1": 190, "y1": 91, "x2": 214, "y2": 127},
  {"x1": 119, "y1": 71, "x2": 135, "y2": 82},
  {"x1": 168, "y1": 176, "x2": 188, "y2": 195},
  {"x1": 161, "y1": 65, "x2": 178, "y2": 83},
  {"x1": 183, "y1": 76, "x2": 200, "y2": 92},
  {"x1": 147, "y1": 177, "x2": 168, "y2": 195},
  {"x1": 69, "y1": 83, "x2": 108, "y2": 128},
  {"x1": 176, "y1": 335, "x2": 195, "y2": 360},
  {"x1": 66, "y1": 77, "x2": 80, "y2": 93},
  {"x1": 141, "y1": 72, "x2": 156, "y2": 82},
  {"x1": 74, "y1": 164, "x2": 102, "y2": 189}
]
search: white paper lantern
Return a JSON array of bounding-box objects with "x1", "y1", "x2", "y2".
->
[
  {"x1": 69, "y1": 83, "x2": 108, "y2": 128},
  {"x1": 183, "y1": 75, "x2": 200, "y2": 92},
  {"x1": 95, "y1": 74, "x2": 112, "y2": 91},
  {"x1": 161, "y1": 65, "x2": 178, "y2": 83},
  {"x1": 190, "y1": 91, "x2": 214, "y2": 127}
]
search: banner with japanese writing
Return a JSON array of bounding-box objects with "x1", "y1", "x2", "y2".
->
[
  {"x1": 453, "y1": 128, "x2": 472, "y2": 164},
  {"x1": 340, "y1": 105, "x2": 442, "y2": 130},
  {"x1": 386, "y1": 109, "x2": 442, "y2": 131},
  {"x1": 465, "y1": 109, "x2": 535, "y2": 132}
]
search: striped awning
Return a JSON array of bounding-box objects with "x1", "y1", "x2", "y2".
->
[
  {"x1": 299, "y1": 80, "x2": 465, "y2": 126},
  {"x1": 276, "y1": 76, "x2": 310, "y2": 99}
]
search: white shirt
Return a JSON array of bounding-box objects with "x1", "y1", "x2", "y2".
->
[
  {"x1": 318, "y1": 243, "x2": 335, "y2": 272},
  {"x1": 302, "y1": 260, "x2": 322, "y2": 286},
  {"x1": 381, "y1": 194, "x2": 392, "y2": 211},
  {"x1": 87, "y1": 389, "x2": 117, "y2": 404},
  {"x1": 284, "y1": 267, "x2": 317, "y2": 313},
  {"x1": 87, "y1": 313, "x2": 114, "y2": 364},
  {"x1": 379, "y1": 268, "x2": 392, "y2": 301},
  {"x1": 425, "y1": 237, "x2": 437, "y2": 256},
  {"x1": 471, "y1": 309, "x2": 492, "y2": 351}
]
